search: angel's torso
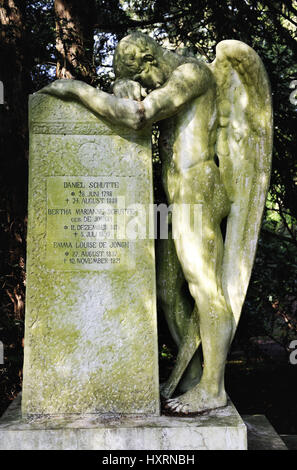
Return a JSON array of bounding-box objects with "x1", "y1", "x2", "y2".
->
[{"x1": 158, "y1": 71, "x2": 228, "y2": 216}]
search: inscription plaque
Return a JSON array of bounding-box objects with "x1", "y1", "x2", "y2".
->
[{"x1": 46, "y1": 176, "x2": 137, "y2": 270}]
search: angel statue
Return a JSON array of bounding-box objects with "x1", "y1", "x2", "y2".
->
[{"x1": 39, "y1": 32, "x2": 272, "y2": 414}]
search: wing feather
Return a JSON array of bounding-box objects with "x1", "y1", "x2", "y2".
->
[{"x1": 210, "y1": 40, "x2": 273, "y2": 325}]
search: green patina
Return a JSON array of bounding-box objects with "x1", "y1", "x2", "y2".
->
[{"x1": 22, "y1": 92, "x2": 159, "y2": 416}]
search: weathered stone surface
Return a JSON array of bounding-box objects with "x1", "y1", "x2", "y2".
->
[
  {"x1": 22, "y1": 94, "x2": 159, "y2": 415},
  {"x1": 0, "y1": 395, "x2": 247, "y2": 450},
  {"x1": 243, "y1": 415, "x2": 287, "y2": 450},
  {"x1": 280, "y1": 434, "x2": 297, "y2": 450},
  {"x1": 38, "y1": 35, "x2": 272, "y2": 416}
]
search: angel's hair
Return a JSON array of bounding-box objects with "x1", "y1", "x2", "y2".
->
[{"x1": 113, "y1": 32, "x2": 161, "y2": 80}]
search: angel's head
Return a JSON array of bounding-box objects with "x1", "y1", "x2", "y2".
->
[{"x1": 113, "y1": 32, "x2": 168, "y2": 91}]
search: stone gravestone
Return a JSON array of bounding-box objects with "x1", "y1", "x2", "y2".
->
[
  {"x1": 0, "y1": 90, "x2": 247, "y2": 450},
  {"x1": 21, "y1": 93, "x2": 160, "y2": 416}
]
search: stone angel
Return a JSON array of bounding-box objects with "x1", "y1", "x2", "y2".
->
[{"x1": 39, "y1": 32, "x2": 273, "y2": 414}]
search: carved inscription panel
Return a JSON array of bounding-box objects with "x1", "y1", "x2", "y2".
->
[{"x1": 46, "y1": 176, "x2": 137, "y2": 270}]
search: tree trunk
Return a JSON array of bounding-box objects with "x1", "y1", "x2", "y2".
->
[
  {"x1": 0, "y1": 0, "x2": 29, "y2": 406},
  {"x1": 54, "y1": 0, "x2": 96, "y2": 84},
  {"x1": 0, "y1": 0, "x2": 30, "y2": 238}
]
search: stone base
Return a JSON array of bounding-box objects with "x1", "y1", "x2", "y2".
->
[
  {"x1": 0, "y1": 395, "x2": 247, "y2": 450},
  {"x1": 280, "y1": 434, "x2": 297, "y2": 450},
  {"x1": 243, "y1": 415, "x2": 287, "y2": 450}
]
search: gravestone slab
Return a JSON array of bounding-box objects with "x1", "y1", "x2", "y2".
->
[
  {"x1": 243, "y1": 415, "x2": 287, "y2": 450},
  {"x1": 22, "y1": 93, "x2": 159, "y2": 416},
  {"x1": 0, "y1": 395, "x2": 247, "y2": 450}
]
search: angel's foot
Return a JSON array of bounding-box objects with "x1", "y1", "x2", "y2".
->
[
  {"x1": 160, "y1": 373, "x2": 201, "y2": 399},
  {"x1": 164, "y1": 383, "x2": 227, "y2": 415}
]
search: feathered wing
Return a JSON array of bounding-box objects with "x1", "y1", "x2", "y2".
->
[{"x1": 210, "y1": 40, "x2": 273, "y2": 326}]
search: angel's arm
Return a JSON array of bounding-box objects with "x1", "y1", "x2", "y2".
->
[
  {"x1": 140, "y1": 62, "x2": 212, "y2": 123},
  {"x1": 39, "y1": 62, "x2": 212, "y2": 130},
  {"x1": 38, "y1": 79, "x2": 145, "y2": 130}
]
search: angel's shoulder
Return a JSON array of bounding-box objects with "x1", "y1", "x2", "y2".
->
[{"x1": 172, "y1": 60, "x2": 215, "y2": 91}]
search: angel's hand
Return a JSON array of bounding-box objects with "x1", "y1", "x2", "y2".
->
[
  {"x1": 37, "y1": 79, "x2": 78, "y2": 99},
  {"x1": 113, "y1": 79, "x2": 147, "y2": 101}
]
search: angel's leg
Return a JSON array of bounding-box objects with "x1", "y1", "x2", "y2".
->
[
  {"x1": 156, "y1": 233, "x2": 203, "y2": 398},
  {"x1": 166, "y1": 163, "x2": 234, "y2": 414},
  {"x1": 168, "y1": 282, "x2": 234, "y2": 414},
  {"x1": 160, "y1": 306, "x2": 202, "y2": 398}
]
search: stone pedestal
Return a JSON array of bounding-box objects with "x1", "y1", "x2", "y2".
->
[
  {"x1": 0, "y1": 395, "x2": 247, "y2": 450},
  {"x1": 22, "y1": 94, "x2": 159, "y2": 416}
]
